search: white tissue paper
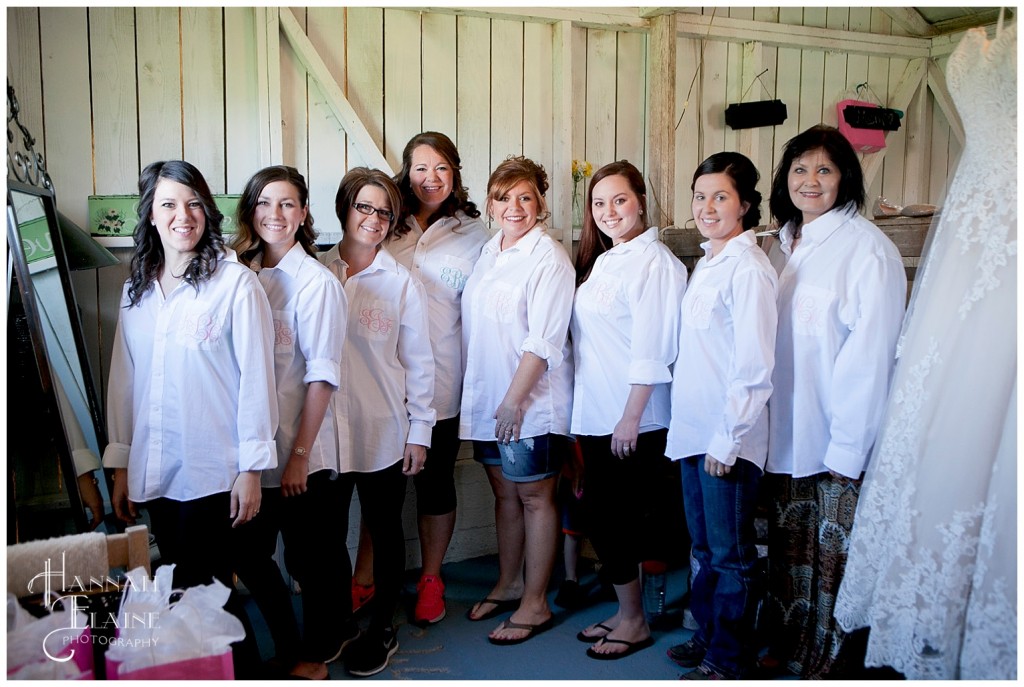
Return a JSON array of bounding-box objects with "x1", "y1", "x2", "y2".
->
[
  {"x1": 6, "y1": 592, "x2": 89, "y2": 678},
  {"x1": 103, "y1": 564, "x2": 245, "y2": 673}
]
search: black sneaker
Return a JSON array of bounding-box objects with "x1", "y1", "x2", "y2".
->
[
  {"x1": 667, "y1": 638, "x2": 707, "y2": 668},
  {"x1": 345, "y1": 626, "x2": 399, "y2": 678}
]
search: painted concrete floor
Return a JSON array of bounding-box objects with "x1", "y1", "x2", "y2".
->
[{"x1": 245, "y1": 554, "x2": 699, "y2": 681}]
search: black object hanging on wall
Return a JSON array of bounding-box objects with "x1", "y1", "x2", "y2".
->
[
  {"x1": 842, "y1": 104, "x2": 903, "y2": 131},
  {"x1": 724, "y1": 99, "x2": 788, "y2": 130}
]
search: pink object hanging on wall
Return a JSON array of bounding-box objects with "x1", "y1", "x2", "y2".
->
[{"x1": 837, "y1": 99, "x2": 886, "y2": 153}]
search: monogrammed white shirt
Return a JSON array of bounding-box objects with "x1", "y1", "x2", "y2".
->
[
  {"x1": 103, "y1": 251, "x2": 279, "y2": 502},
  {"x1": 321, "y1": 245, "x2": 436, "y2": 472},
  {"x1": 765, "y1": 204, "x2": 906, "y2": 478},
  {"x1": 385, "y1": 211, "x2": 489, "y2": 420},
  {"x1": 460, "y1": 225, "x2": 575, "y2": 441},
  {"x1": 251, "y1": 243, "x2": 347, "y2": 486},
  {"x1": 667, "y1": 230, "x2": 777, "y2": 469},
  {"x1": 571, "y1": 227, "x2": 687, "y2": 436}
]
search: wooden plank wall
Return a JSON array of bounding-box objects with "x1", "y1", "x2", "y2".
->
[
  {"x1": 7, "y1": 6, "x2": 961, "y2": 566},
  {"x1": 669, "y1": 6, "x2": 958, "y2": 228}
]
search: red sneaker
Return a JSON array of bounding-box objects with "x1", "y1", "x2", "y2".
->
[
  {"x1": 414, "y1": 574, "x2": 446, "y2": 625},
  {"x1": 352, "y1": 580, "x2": 375, "y2": 613}
]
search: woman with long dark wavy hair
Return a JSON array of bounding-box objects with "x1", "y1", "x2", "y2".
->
[
  {"x1": 350, "y1": 132, "x2": 489, "y2": 627},
  {"x1": 103, "y1": 159, "x2": 278, "y2": 677},
  {"x1": 230, "y1": 165, "x2": 352, "y2": 679},
  {"x1": 570, "y1": 160, "x2": 686, "y2": 660}
]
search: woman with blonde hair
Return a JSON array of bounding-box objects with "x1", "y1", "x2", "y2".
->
[{"x1": 460, "y1": 156, "x2": 575, "y2": 645}]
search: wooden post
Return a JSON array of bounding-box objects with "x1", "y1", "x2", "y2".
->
[
  {"x1": 647, "y1": 13, "x2": 676, "y2": 227},
  {"x1": 553, "y1": 20, "x2": 576, "y2": 251}
]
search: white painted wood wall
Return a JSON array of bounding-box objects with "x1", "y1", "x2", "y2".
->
[{"x1": 7, "y1": 6, "x2": 965, "y2": 567}]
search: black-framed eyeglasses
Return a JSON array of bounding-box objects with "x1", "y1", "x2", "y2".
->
[{"x1": 352, "y1": 202, "x2": 395, "y2": 223}]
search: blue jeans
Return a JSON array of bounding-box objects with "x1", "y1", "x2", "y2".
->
[{"x1": 680, "y1": 455, "x2": 762, "y2": 678}]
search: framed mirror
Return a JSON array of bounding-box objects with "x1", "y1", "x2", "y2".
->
[{"x1": 7, "y1": 178, "x2": 109, "y2": 540}]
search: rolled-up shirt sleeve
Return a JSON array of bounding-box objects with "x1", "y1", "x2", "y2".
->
[
  {"x1": 233, "y1": 277, "x2": 280, "y2": 472},
  {"x1": 521, "y1": 258, "x2": 575, "y2": 369},
  {"x1": 298, "y1": 275, "x2": 346, "y2": 388},
  {"x1": 398, "y1": 274, "x2": 437, "y2": 447},
  {"x1": 707, "y1": 265, "x2": 778, "y2": 466},
  {"x1": 627, "y1": 255, "x2": 685, "y2": 385}
]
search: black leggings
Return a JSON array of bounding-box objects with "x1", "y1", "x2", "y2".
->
[
  {"x1": 412, "y1": 415, "x2": 462, "y2": 515},
  {"x1": 145, "y1": 493, "x2": 261, "y2": 677},
  {"x1": 232, "y1": 472, "x2": 350, "y2": 663},
  {"x1": 579, "y1": 429, "x2": 673, "y2": 585},
  {"x1": 336, "y1": 461, "x2": 408, "y2": 633}
]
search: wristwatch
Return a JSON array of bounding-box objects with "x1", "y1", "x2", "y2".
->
[{"x1": 292, "y1": 446, "x2": 307, "y2": 457}]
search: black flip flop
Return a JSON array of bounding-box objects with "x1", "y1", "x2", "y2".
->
[
  {"x1": 466, "y1": 597, "x2": 521, "y2": 621},
  {"x1": 487, "y1": 617, "x2": 554, "y2": 646},
  {"x1": 576, "y1": 622, "x2": 614, "y2": 644},
  {"x1": 585, "y1": 636, "x2": 655, "y2": 660}
]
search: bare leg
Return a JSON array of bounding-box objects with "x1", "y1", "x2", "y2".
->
[
  {"x1": 586, "y1": 579, "x2": 651, "y2": 655},
  {"x1": 489, "y1": 476, "x2": 558, "y2": 641},
  {"x1": 468, "y1": 465, "x2": 525, "y2": 620},
  {"x1": 418, "y1": 510, "x2": 456, "y2": 577}
]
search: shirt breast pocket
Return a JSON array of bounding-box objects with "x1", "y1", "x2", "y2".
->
[
  {"x1": 176, "y1": 300, "x2": 225, "y2": 351},
  {"x1": 791, "y1": 284, "x2": 836, "y2": 337},
  {"x1": 271, "y1": 309, "x2": 296, "y2": 354},
  {"x1": 355, "y1": 300, "x2": 396, "y2": 341},
  {"x1": 439, "y1": 255, "x2": 474, "y2": 293},
  {"x1": 682, "y1": 285, "x2": 719, "y2": 330}
]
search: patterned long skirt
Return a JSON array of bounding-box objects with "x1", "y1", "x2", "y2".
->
[{"x1": 761, "y1": 472, "x2": 866, "y2": 678}]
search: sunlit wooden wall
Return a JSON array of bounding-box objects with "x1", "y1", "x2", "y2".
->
[{"x1": 7, "y1": 6, "x2": 963, "y2": 565}]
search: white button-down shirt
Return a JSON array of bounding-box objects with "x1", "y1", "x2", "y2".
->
[
  {"x1": 251, "y1": 243, "x2": 347, "y2": 486},
  {"x1": 460, "y1": 225, "x2": 575, "y2": 441},
  {"x1": 103, "y1": 252, "x2": 279, "y2": 501},
  {"x1": 766, "y1": 203, "x2": 906, "y2": 478},
  {"x1": 667, "y1": 230, "x2": 777, "y2": 468},
  {"x1": 385, "y1": 211, "x2": 490, "y2": 420},
  {"x1": 321, "y1": 245, "x2": 436, "y2": 472},
  {"x1": 571, "y1": 227, "x2": 687, "y2": 436}
]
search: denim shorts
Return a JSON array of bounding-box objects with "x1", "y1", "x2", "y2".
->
[{"x1": 473, "y1": 434, "x2": 564, "y2": 483}]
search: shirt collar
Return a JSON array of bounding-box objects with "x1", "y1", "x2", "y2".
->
[
  {"x1": 608, "y1": 226, "x2": 658, "y2": 256},
  {"x1": 700, "y1": 229, "x2": 757, "y2": 262},
  {"x1": 364, "y1": 246, "x2": 401, "y2": 274},
  {"x1": 780, "y1": 202, "x2": 857, "y2": 251},
  {"x1": 484, "y1": 223, "x2": 547, "y2": 257},
  {"x1": 253, "y1": 242, "x2": 307, "y2": 277}
]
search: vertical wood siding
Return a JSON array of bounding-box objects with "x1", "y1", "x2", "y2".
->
[{"x1": 8, "y1": 6, "x2": 961, "y2": 564}]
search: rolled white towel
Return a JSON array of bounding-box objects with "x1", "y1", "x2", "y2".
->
[{"x1": 8, "y1": 532, "x2": 109, "y2": 598}]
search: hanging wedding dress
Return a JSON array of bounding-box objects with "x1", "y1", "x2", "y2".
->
[{"x1": 833, "y1": 21, "x2": 1016, "y2": 680}]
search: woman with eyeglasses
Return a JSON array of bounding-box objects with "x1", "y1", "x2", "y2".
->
[
  {"x1": 349, "y1": 132, "x2": 489, "y2": 627},
  {"x1": 320, "y1": 168, "x2": 435, "y2": 677}
]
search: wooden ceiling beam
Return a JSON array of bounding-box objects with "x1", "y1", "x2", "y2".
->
[
  {"x1": 675, "y1": 13, "x2": 930, "y2": 59},
  {"x1": 882, "y1": 8, "x2": 938, "y2": 37}
]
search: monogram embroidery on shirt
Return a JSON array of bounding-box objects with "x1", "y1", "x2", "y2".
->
[
  {"x1": 489, "y1": 289, "x2": 516, "y2": 322},
  {"x1": 181, "y1": 311, "x2": 223, "y2": 344},
  {"x1": 590, "y1": 279, "x2": 618, "y2": 312},
  {"x1": 440, "y1": 266, "x2": 468, "y2": 290},
  {"x1": 273, "y1": 319, "x2": 294, "y2": 346},
  {"x1": 359, "y1": 307, "x2": 394, "y2": 335},
  {"x1": 792, "y1": 285, "x2": 834, "y2": 336}
]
